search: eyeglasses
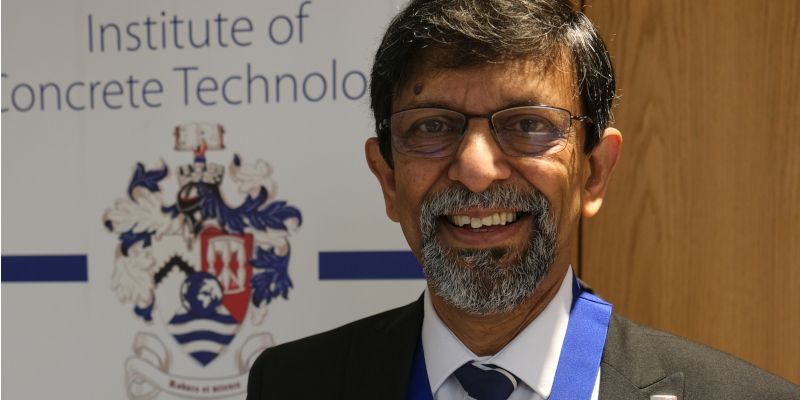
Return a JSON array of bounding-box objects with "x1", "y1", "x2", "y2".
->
[{"x1": 381, "y1": 105, "x2": 593, "y2": 158}]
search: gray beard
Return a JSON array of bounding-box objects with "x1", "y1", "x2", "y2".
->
[{"x1": 419, "y1": 184, "x2": 557, "y2": 315}]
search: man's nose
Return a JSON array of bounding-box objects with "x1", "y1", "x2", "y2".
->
[{"x1": 447, "y1": 120, "x2": 512, "y2": 192}]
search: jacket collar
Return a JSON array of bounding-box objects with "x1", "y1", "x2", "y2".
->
[{"x1": 600, "y1": 314, "x2": 685, "y2": 399}]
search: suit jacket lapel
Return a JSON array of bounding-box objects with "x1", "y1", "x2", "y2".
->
[
  {"x1": 599, "y1": 314, "x2": 685, "y2": 400},
  {"x1": 341, "y1": 296, "x2": 424, "y2": 400}
]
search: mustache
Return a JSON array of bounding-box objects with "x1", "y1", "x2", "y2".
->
[
  {"x1": 420, "y1": 184, "x2": 548, "y2": 219},
  {"x1": 419, "y1": 184, "x2": 553, "y2": 240}
]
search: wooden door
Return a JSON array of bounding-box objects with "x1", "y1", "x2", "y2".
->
[{"x1": 581, "y1": 0, "x2": 800, "y2": 383}]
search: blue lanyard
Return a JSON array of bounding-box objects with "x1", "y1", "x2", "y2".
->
[{"x1": 407, "y1": 276, "x2": 612, "y2": 400}]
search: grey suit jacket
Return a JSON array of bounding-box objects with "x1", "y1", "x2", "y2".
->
[{"x1": 247, "y1": 297, "x2": 799, "y2": 399}]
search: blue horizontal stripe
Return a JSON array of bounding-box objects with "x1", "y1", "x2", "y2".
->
[
  {"x1": 173, "y1": 330, "x2": 234, "y2": 345},
  {"x1": 170, "y1": 312, "x2": 237, "y2": 325},
  {"x1": 0, "y1": 252, "x2": 428, "y2": 282},
  {"x1": 1, "y1": 255, "x2": 88, "y2": 282},
  {"x1": 319, "y1": 251, "x2": 424, "y2": 280}
]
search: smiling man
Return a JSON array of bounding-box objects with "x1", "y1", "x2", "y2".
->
[{"x1": 246, "y1": 1, "x2": 800, "y2": 399}]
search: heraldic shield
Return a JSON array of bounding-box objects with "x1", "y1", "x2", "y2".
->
[
  {"x1": 165, "y1": 227, "x2": 255, "y2": 366},
  {"x1": 103, "y1": 123, "x2": 302, "y2": 398}
]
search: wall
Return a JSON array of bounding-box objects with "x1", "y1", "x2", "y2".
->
[{"x1": 581, "y1": 0, "x2": 800, "y2": 383}]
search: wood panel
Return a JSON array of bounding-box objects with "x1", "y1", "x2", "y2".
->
[{"x1": 581, "y1": 0, "x2": 800, "y2": 383}]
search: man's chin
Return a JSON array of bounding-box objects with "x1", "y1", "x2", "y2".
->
[
  {"x1": 445, "y1": 243, "x2": 527, "y2": 271},
  {"x1": 424, "y1": 249, "x2": 522, "y2": 308}
]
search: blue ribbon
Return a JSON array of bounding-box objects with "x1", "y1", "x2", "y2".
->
[
  {"x1": 549, "y1": 279, "x2": 612, "y2": 399},
  {"x1": 408, "y1": 340, "x2": 433, "y2": 400},
  {"x1": 407, "y1": 276, "x2": 612, "y2": 400}
]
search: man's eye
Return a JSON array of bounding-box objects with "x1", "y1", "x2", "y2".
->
[
  {"x1": 510, "y1": 117, "x2": 553, "y2": 133},
  {"x1": 411, "y1": 119, "x2": 455, "y2": 135}
]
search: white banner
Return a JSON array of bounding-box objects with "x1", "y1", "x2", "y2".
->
[{"x1": 2, "y1": 1, "x2": 426, "y2": 398}]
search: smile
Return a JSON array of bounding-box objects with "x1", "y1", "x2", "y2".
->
[{"x1": 446, "y1": 211, "x2": 524, "y2": 229}]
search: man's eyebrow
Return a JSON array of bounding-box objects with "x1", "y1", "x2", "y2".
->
[
  {"x1": 396, "y1": 98, "x2": 553, "y2": 113},
  {"x1": 394, "y1": 102, "x2": 452, "y2": 112},
  {"x1": 501, "y1": 98, "x2": 550, "y2": 108}
]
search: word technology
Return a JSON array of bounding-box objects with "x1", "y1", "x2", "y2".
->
[{"x1": 174, "y1": 61, "x2": 367, "y2": 106}]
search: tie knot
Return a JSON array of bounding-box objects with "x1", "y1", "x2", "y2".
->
[{"x1": 453, "y1": 362, "x2": 518, "y2": 400}]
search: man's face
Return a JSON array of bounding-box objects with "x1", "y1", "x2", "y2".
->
[{"x1": 367, "y1": 57, "x2": 613, "y2": 314}]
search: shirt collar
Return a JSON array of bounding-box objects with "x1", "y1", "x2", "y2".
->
[{"x1": 421, "y1": 266, "x2": 574, "y2": 398}]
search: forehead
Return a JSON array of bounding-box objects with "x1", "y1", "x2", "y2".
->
[{"x1": 393, "y1": 55, "x2": 579, "y2": 114}]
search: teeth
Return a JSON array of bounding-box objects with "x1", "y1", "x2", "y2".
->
[{"x1": 448, "y1": 212, "x2": 520, "y2": 228}]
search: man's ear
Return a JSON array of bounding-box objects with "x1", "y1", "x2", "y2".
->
[
  {"x1": 365, "y1": 138, "x2": 400, "y2": 222},
  {"x1": 582, "y1": 127, "x2": 622, "y2": 218}
]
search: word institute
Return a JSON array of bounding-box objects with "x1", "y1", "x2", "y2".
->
[{"x1": 87, "y1": 3, "x2": 311, "y2": 53}]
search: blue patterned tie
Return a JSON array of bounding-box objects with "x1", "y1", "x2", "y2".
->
[{"x1": 453, "y1": 362, "x2": 518, "y2": 400}]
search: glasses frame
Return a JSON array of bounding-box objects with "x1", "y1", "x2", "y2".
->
[{"x1": 380, "y1": 104, "x2": 595, "y2": 159}]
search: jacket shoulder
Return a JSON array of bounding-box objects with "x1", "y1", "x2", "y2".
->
[
  {"x1": 246, "y1": 299, "x2": 422, "y2": 399},
  {"x1": 604, "y1": 313, "x2": 800, "y2": 399}
]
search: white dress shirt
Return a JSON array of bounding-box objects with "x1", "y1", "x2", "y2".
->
[{"x1": 421, "y1": 267, "x2": 601, "y2": 400}]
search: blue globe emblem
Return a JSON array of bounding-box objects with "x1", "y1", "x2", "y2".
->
[{"x1": 181, "y1": 272, "x2": 224, "y2": 317}]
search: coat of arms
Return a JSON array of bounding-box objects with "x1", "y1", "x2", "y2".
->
[{"x1": 103, "y1": 123, "x2": 302, "y2": 399}]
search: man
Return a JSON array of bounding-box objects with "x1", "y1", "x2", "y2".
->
[{"x1": 247, "y1": 0, "x2": 800, "y2": 399}]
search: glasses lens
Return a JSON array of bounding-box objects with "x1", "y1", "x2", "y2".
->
[
  {"x1": 390, "y1": 108, "x2": 465, "y2": 158},
  {"x1": 492, "y1": 107, "x2": 570, "y2": 156}
]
